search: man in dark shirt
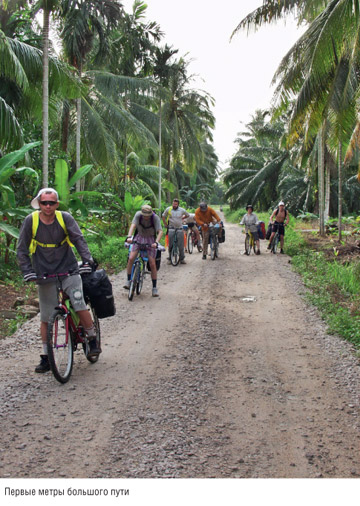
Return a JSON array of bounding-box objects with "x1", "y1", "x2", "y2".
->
[{"x1": 17, "y1": 188, "x2": 101, "y2": 373}]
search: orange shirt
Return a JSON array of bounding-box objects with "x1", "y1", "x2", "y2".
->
[{"x1": 195, "y1": 206, "x2": 221, "y2": 226}]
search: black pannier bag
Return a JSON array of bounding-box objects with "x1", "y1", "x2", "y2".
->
[
  {"x1": 81, "y1": 269, "x2": 116, "y2": 319},
  {"x1": 147, "y1": 248, "x2": 162, "y2": 271},
  {"x1": 218, "y1": 226, "x2": 225, "y2": 243},
  {"x1": 265, "y1": 222, "x2": 272, "y2": 240}
]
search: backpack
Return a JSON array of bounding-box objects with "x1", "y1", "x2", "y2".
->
[
  {"x1": 257, "y1": 221, "x2": 266, "y2": 240},
  {"x1": 265, "y1": 222, "x2": 273, "y2": 240},
  {"x1": 275, "y1": 207, "x2": 287, "y2": 218},
  {"x1": 134, "y1": 212, "x2": 155, "y2": 237},
  {"x1": 81, "y1": 268, "x2": 116, "y2": 319},
  {"x1": 29, "y1": 211, "x2": 74, "y2": 255}
]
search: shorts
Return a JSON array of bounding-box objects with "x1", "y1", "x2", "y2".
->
[
  {"x1": 132, "y1": 234, "x2": 157, "y2": 258},
  {"x1": 38, "y1": 274, "x2": 87, "y2": 322},
  {"x1": 272, "y1": 222, "x2": 285, "y2": 236},
  {"x1": 250, "y1": 230, "x2": 259, "y2": 241},
  {"x1": 187, "y1": 222, "x2": 196, "y2": 228}
]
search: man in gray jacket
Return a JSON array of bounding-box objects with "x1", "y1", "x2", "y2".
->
[
  {"x1": 17, "y1": 188, "x2": 100, "y2": 373},
  {"x1": 162, "y1": 198, "x2": 189, "y2": 264}
]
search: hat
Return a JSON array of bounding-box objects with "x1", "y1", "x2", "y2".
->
[
  {"x1": 141, "y1": 204, "x2": 153, "y2": 216},
  {"x1": 31, "y1": 188, "x2": 59, "y2": 209},
  {"x1": 278, "y1": 201, "x2": 285, "y2": 206},
  {"x1": 199, "y1": 202, "x2": 207, "y2": 210},
  {"x1": 246, "y1": 204, "x2": 253, "y2": 209}
]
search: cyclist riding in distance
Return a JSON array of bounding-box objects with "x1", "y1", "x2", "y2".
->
[
  {"x1": 16, "y1": 188, "x2": 100, "y2": 374},
  {"x1": 124, "y1": 204, "x2": 163, "y2": 297},
  {"x1": 267, "y1": 201, "x2": 290, "y2": 254},
  {"x1": 162, "y1": 198, "x2": 189, "y2": 264},
  {"x1": 194, "y1": 201, "x2": 222, "y2": 260},
  {"x1": 183, "y1": 212, "x2": 201, "y2": 247},
  {"x1": 240, "y1": 204, "x2": 261, "y2": 255}
]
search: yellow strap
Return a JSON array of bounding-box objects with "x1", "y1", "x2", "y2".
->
[{"x1": 29, "y1": 210, "x2": 74, "y2": 255}]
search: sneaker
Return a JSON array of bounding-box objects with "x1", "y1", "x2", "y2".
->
[
  {"x1": 202, "y1": 255, "x2": 206, "y2": 260},
  {"x1": 35, "y1": 355, "x2": 50, "y2": 373},
  {"x1": 256, "y1": 250, "x2": 261, "y2": 255},
  {"x1": 87, "y1": 338, "x2": 101, "y2": 357},
  {"x1": 267, "y1": 244, "x2": 271, "y2": 250},
  {"x1": 152, "y1": 287, "x2": 159, "y2": 297},
  {"x1": 280, "y1": 249, "x2": 284, "y2": 254},
  {"x1": 180, "y1": 259, "x2": 186, "y2": 264},
  {"x1": 123, "y1": 279, "x2": 131, "y2": 289}
]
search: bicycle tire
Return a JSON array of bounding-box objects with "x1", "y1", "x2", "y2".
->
[
  {"x1": 272, "y1": 233, "x2": 279, "y2": 254},
  {"x1": 170, "y1": 243, "x2": 180, "y2": 266},
  {"x1": 215, "y1": 236, "x2": 219, "y2": 258},
  {"x1": 83, "y1": 303, "x2": 101, "y2": 364},
  {"x1": 253, "y1": 240, "x2": 258, "y2": 255},
  {"x1": 136, "y1": 266, "x2": 144, "y2": 295},
  {"x1": 210, "y1": 235, "x2": 216, "y2": 260},
  {"x1": 128, "y1": 262, "x2": 139, "y2": 300},
  {"x1": 197, "y1": 236, "x2": 203, "y2": 253},
  {"x1": 245, "y1": 235, "x2": 250, "y2": 255},
  {"x1": 47, "y1": 309, "x2": 74, "y2": 384},
  {"x1": 187, "y1": 232, "x2": 193, "y2": 254}
]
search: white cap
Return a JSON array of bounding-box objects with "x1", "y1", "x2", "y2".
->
[
  {"x1": 278, "y1": 201, "x2": 285, "y2": 206},
  {"x1": 31, "y1": 188, "x2": 59, "y2": 209}
]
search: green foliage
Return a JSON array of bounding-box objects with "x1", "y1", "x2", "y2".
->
[{"x1": 85, "y1": 234, "x2": 129, "y2": 274}]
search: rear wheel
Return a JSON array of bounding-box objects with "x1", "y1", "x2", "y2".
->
[
  {"x1": 245, "y1": 234, "x2": 250, "y2": 255},
  {"x1": 128, "y1": 263, "x2": 139, "y2": 300},
  {"x1": 83, "y1": 303, "x2": 101, "y2": 364},
  {"x1": 47, "y1": 309, "x2": 74, "y2": 383},
  {"x1": 187, "y1": 232, "x2": 193, "y2": 254}
]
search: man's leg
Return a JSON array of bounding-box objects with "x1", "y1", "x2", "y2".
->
[
  {"x1": 202, "y1": 228, "x2": 209, "y2": 258},
  {"x1": 148, "y1": 256, "x2": 159, "y2": 296},
  {"x1": 178, "y1": 229, "x2": 185, "y2": 261},
  {"x1": 124, "y1": 249, "x2": 137, "y2": 288}
]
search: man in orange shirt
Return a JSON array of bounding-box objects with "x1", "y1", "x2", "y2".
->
[{"x1": 194, "y1": 202, "x2": 222, "y2": 259}]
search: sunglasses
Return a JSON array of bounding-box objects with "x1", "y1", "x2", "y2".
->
[{"x1": 39, "y1": 200, "x2": 57, "y2": 206}]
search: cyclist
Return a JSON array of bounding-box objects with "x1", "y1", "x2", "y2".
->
[
  {"x1": 124, "y1": 204, "x2": 163, "y2": 297},
  {"x1": 183, "y1": 212, "x2": 201, "y2": 250},
  {"x1": 162, "y1": 198, "x2": 189, "y2": 264},
  {"x1": 16, "y1": 188, "x2": 100, "y2": 374},
  {"x1": 240, "y1": 204, "x2": 261, "y2": 255},
  {"x1": 267, "y1": 201, "x2": 290, "y2": 254},
  {"x1": 194, "y1": 202, "x2": 222, "y2": 260}
]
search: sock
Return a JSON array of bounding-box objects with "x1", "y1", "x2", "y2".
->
[
  {"x1": 152, "y1": 279, "x2": 157, "y2": 288},
  {"x1": 85, "y1": 325, "x2": 96, "y2": 339},
  {"x1": 42, "y1": 343, "x2": 48, "y2": 355}
]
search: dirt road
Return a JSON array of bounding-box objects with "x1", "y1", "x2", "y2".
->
[{"x1": 0, "y1": 216, "x2": 359, "y2": 480}]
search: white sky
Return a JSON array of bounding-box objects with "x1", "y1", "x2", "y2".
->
[{"x1": 121, "y1": 0, "x2": 306, "y2": 171}]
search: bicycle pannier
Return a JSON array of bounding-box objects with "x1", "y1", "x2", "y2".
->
[
  {"x1": 257, "y1": 221, "x2": 266, "y2": 240},
  {"x1": 147, "y1": 248, "x2": 162, "y2": 271},
  {"x1": 81, "y1": 269, "x2": 116, "y2": 319},
  {"x1": 265, "y1": 222, "x2": 272, "y2": 240},
  {"x1": 218, "y1": 227, "x2": 225, "y2": 243}
]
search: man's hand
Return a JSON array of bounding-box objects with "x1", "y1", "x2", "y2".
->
[
  {"x1": 24, "y1": 272, "x2": 37, "y2": 283},
  {"x1": 79, "y1": 262, "x2": 92, "y2": 275}
]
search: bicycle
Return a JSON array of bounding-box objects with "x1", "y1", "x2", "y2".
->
[
  {"x1": 209, "y1": 223, "x2": 220, "y2": 260},
  {"x1": 270, "y1": 223, "x2": 285, "y2": 254},
  {"x1": 169, "y1": 227, "x2": 183, "y2": 266},
  {"x1": 244, "y1": 229, "x2": 258, "y2": 255},
  {"x1": 125, "y1": 241, "x2": 164, "y2": 300},
  {"x1": 187, "y1": 225, "x2": 203, "y2": 254},
  {"x1": 45, "y1": 271, "x2": 101, "y2": 384}
]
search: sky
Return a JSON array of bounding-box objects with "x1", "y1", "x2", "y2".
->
[{"x1": 121, "y1": 0, "x2": 306, "y2": 170}]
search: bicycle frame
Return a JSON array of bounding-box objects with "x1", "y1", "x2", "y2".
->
[
  {"x1": 245, "y1": 229, "x2": 258, "y2": 255},
  {"x1": 209, "y1": 225, "x2": 220, "y2": 260}
]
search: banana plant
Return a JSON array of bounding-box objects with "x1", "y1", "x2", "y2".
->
[{"x1": 54, "y1": 159, "x2": 103, "y2": 216}]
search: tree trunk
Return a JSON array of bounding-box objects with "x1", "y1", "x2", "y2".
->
[
  {"x1": 318, "y1": 124, "x2": 325, "y2": 236},
  {"x1": 42, "y1": 7, "x2": 50, "y2": 187},
  {"x1": 124, "y1": 143, "x2": 128, "y2": 188},
  {"x1": 338, "y1": 141, "x2": 343, "y2": 242},
  {"x1": 158, "y1": 98, "x2": 162, "y2": 217},
  {"x1": 61, "y1": 101, "x2": 70, "y2": 153},
  {"x1": 324, "y1": 165, "x2": 330, "y2": 222},
  {"x1": 75, "y1": 96, "x2": 81, "y2": 192}
]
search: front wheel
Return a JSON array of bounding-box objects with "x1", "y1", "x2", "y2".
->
[
  {"x1": 215, "y1": 237, "x2": 219, "y2": 258},
  {"x1": 245, "y1": 234, "x2": 250, "y2": 255},
  {"x1": 253, "y1": 240, "x2": 258, "y2": 255},
  {"x1": 47, "y1": 309, "x2": 74, "y2": 383},
  {"x1": 187, "y1": 232, "x2": 193, "y2": 254},
  {"x1": 210, "y1": 236, "x2": 216, "y2": 260},
  {"x1": 136, "y1": 266, "x2": 144, "y2": 295},
  {"x1": 129, "y1": 262, "x2": 140, "y2": 300},
  {"x1": 197, "y1": 235, "x2": 203, "y2": 253},
  {"x1": 170, "y1": 242, "x2": 180, "y2": 266},
  {"x1": 83, "y1": 303, "x2": 101, "y2": 364},
  {"x1": 272, "y1": 234, "x2": 279, "y2": 254}
]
